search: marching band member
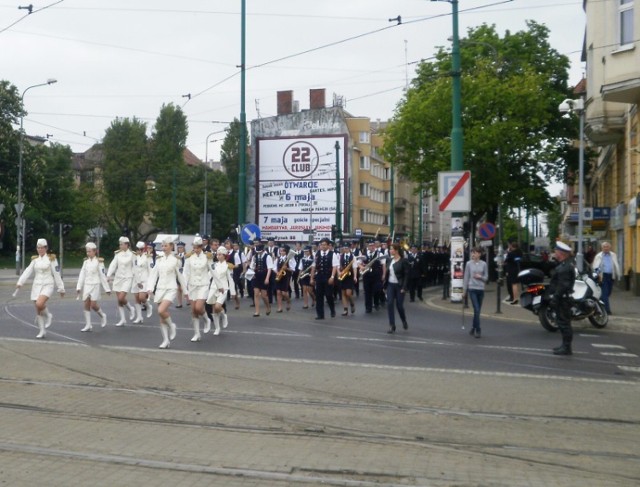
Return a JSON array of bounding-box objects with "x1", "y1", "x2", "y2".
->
[
  {"x1": 338, "y1": 241, "x2": 358, "y2": 315},
  {"x1": 274, "y1": 245, "x2": 296, "y2": 312},
  {"x1": 15, "y1": 238, "x2": 65, "y2": 339},
  {"x1": 131, "y1": 241, "x2": 152, "y2": 323},
  {"x1": 106, "y1": 236, "x2": 136, "y2": 326},
  {"x1": 183, "y1": 236, "x2": 213, "y2": 341},
  {"x1": 249, "y1": 244, "x2": 273, "y2": 317},
  {"x1": 229, "y1": 241, "x2": 246, "y2": 309},
  {"x1": 310, "y1": 237, "x2": 339, "y2": 320},
  {"x1": 359, "y1": 240, "x2": 386, "y2": 313},
  {"x1": 292, "y1": 242, "x2": 303, "y2": 299},
  {"x1": 146, "y1": 236, "x2": 187, "y2": 349},
  {"x1": 298, "y1": 246, "x2": 315, "y2": 309},
  {"x1": 206, "y1": 246, "x2": 237, "y2": 334},
  {"x1": 76, "y1": 242, "x2": 110, "y2": 331},
  {"x1": 175, "y1": 241, "x2": 186, "y2": 308}
]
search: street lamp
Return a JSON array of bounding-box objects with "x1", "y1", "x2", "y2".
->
[
  {"x1": 16, "y1": 78, "x2": 57, "y2": 275},
  {"x1": 559, "y1": 97, "x2": 586, "y2": 272},
  {"x1": 203, "y1": 132, "x2": 218, "y2": 235}
]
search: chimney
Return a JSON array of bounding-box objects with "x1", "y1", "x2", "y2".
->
[
  {"x1": 277, "y1": 90, "x2": 293, "y2": 115},
  {"x1": 310, "y1": 88, "x2": 326, "y2": 110}
]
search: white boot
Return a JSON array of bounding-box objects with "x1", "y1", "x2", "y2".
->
[
  {"x1": 127, "y1": 303, "x2": 136, "y2": 321},
  {"x1": 190, "y1": 318, "x2": 201, "y2": 342},
  {"x1": 99, "y1": 309, "x2": 107, "y2": 327},
  {"x1": 221, "y1": 312, "x2": 228, "y2": 329},
  {"x1": 212, "y1": 313, "x2": 221, "y2": 336},
  {"x1": 158, "y1": 324, "x2": 170, "y2": 349},
  {"x1": 43, "y1": 308, "x2": 53, "y2": 329},
  {"x1": 36, "y1": 315, "x2": 46, "y2": 339},
  {"x1": 133, "y1": 303, "x2": 143, "y2": 323},
  {"x1": 203, "y1": 314, "x2": 211, "y2": 333},
  {"x1": 81, "y1": 311, "x2": 92, "y2": 332},
  {"x1": 167, "y1": 319, "x2": 177, "y2": 340},
  {"x1": 146, "y1": 301, "x2": 153, "y2": 318},
  {"x1": 115, "y1": 306, "x2": 126, "y2": 326}
]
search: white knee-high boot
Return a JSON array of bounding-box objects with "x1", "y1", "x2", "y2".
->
[
  {"x1": 158, "y1": 324, "x2": 170, "y2": 349},
  {"x1": 43, "y1": 308, "x2": 53, "y2": 328},
  {"x1": 203, "y1": 313, "x2": 211, "y2": 333},
  {"x1": 98, "y1": 309, "x2": 107, "y2": 327},
  {"x1": 133, "y1": 303, "x2": 143, "y2": 323},
  {"x1": 81, "y1": 310, "x2": 92, "y2": 332},
  {"x1": 221, "y1": 311, "x2": 228, "y2": 329},
  {"x1": 166, "y1": 318, "x2": 177, "y2": 340},
  {"x1": 146, "y1": 301, "x2": 153, "y2": 318},
  {"x1": 190, "y1": 318, "x2": 201, "y2": 342},
  {"x1": 127, "y1": 303, "x2": 136, "y2": 321},
  {"x1": 115, "y1": 306, "x2": 126, "y2": 326},
  {"x1": 36, "y1": 314, "x2": 46, "y2": 339},
  {"x1": 212, "y1": 313, "x2": 221, "y2": 336}
]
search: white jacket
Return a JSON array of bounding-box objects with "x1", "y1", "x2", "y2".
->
[
  {"x1": 17, "y1": 254, "x2": 65, "y2": 292},
  {"x1": 132, "y1": 252, "x2": 152, "y2": 288},
  {"x1": 76, "y1": 257, "x2": 110, "y2": 292},
  {"x1": 107, "y1": 249, "x2": 135, "y2": 279},
  {"x1": 146, "y1": 253, "x2": 187, "y2": 292},
  {"x1": 206, "y1": 261, "x2": 236, "y2": 302},
  {"x1": 592, "y1": 251, "x2": 621, "y2": 280},
  {"x1": 183, "y1": 251, "x2": 213, "y2": 290}
]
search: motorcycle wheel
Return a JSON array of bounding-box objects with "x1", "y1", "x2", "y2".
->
[
  {"x1": 538, "y1": 303, "x2": 559, "y2": 332},
  {"x1": 588, "y1": 303, "x2": 609, "y2": 328}
]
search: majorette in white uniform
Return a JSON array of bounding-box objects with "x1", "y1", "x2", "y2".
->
[
  {"x1": 146, "y1": 236, "x2": 188, "y2": 349},
  {"x1": 15, "y1": 238, "x2": 65, "y2": 339},
  {"x1": 131, "y1": 241, "x2": 153, "y2": 323},
  {"x1": 206, "y1": 246, "x2": 237, "y2": 334},
  {"x1": 106, "y1": 236, "x2": 136, "y2": 326},
  {"x1": 75, "y1": 242, "x2": 111, "y2": 331},
  {"x1": 183, "y1": 236, "x2": 213, "y2": 341}
]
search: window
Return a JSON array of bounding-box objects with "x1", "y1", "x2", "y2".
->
[
  {"x1": 359, "y1": 131, "x2": 370, "y2": 143},
  {"x1": 620, "y1": 0, "x2": 634, "y2": 46},
  {"x1": 359, "y1": 155, "x2": 370, "y2": 170},
  {"x1": 383, "y1": 167, "x2": 391, "y2": 180},
  {"x1": 359, "y1": 183, "x2": 370, "y2": 197}
]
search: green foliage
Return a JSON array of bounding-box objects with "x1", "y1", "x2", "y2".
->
[
  {"x1": 220, "y1": 118, "x2": 243, "y2": 224},
  {"x1": 383, "y1": 22, "x2": 576, "y2": 224}
]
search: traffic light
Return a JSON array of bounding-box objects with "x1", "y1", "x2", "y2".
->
[{"x1": 331, "y1": 224, "x2": 337, "y2": 240}]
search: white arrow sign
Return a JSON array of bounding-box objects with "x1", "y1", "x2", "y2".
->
[{"x1": 243, "y1": 227, "x2": 256, "y2": 241}]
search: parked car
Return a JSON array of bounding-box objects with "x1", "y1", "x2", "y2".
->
[{"x1": 519, "y1": 253, "x2": 556, "y2": 277}]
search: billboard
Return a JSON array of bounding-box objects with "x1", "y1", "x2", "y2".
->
[{"x1": 256, "y1": 135, "x2": 348, "y2": 242}]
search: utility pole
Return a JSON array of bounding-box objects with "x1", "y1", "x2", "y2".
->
[
  {"x1": 334, "y1": 141, "x2": 341, "y2": 240},
  {"x1": 238, "y1": 0, "x2": 247, "y2": 226}
]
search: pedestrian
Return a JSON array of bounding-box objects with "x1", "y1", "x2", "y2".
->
[
  {"x1": 385, "y1": 243, "x2": 410, "y2": 333},
  {"x1": 146, "y1": 236, "x2": 188, "y2": 349},
  {"x1": 183, "y1": 236, "x2": 212, "y2": 341},
  {"x1": 548, "y1": 241, "x2": 576, "y2": 355},
  {"x1": 310, "y1": 237, "x2": 339, "y2": 320},
  {"x1": 298, "y1": 246, "x2": 315, "y2": 309},
  {"x1": 106, "y1": 236, "x2": 136, "y2": 326},
  {"x1": 274, "y1": 245, "x2": 295, "y2": 312},
  {"x1": 15, "y1": 238, "x2": 65, "y2": 339},
  {"x1": 462, "y1": 247, "x2": 488, "y2": 338},
  {"x1": 338, "y1": 241, "x2": 357, "y2": 315},
  {"x1": 504, "y1": 239, "x2": 523, "y2": 305},
  {"x1": 592, "y1": 241, "x2": 621, "y2": 315},
  {"x1": 206, "y1": 246, "x2": 237, "y2": 333},
  {"x1": 249, "y1": 244, "x2": 273, "y2": 317},
  {"x1": 76, "y1": 242, "x2": 111, "y2": 332},
  {"x1": 131, "y1": 241, "x2": 152, "y2": 323}
]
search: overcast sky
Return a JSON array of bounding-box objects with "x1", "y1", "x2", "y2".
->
[{"x1": 1, "y1": 0, "x2": 584, "y2": 165}]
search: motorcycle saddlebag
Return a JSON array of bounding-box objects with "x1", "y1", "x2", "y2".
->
[{"x1": 517, "y1": 268, "x2": 544, "y2": 285}]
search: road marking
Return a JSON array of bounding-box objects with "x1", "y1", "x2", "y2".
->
[
  {"x1": 591, "y1": 344, "x2": 626, "y2": 349},
  {"x1": 599, "y1": 352, "x2": 638, "y2": 358},
  {"x1": 618, "y1": 366, "x2": 640, "y2": 373}
]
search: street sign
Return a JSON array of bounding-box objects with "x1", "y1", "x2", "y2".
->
[
  {"x1": 438, "y1": 170, "x2": 471, "y2": 212},
  {"x1": 241, "y1": 223, "x2": 261, "y2": 245},
  {"x1": 582, "y1": 207, "x2": 593, "y2": 221},
  {"x1": 14, "y1": 202, "x2": 24, "y2": 215},
  {"x1": 354, "y1": 228, "x2": 362, "y2": 237},
  {"x1": 478, "y1": 222, "x2": 496, "y2": 240}
]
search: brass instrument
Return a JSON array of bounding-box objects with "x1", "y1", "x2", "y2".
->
[
  {"x1": 360, "y1": 254, "x2": 381, "y2": 275},
  {"x1": 275, "y1": 260, "x2": 288, "y2": 282},
  {"x1": 338, "y1": 261, "x2": 353, "y2": 281},
  {"x1": 227, "y1": 262, "x2": 236, "y2": 271},
  {"x1": 297, "y1": 264, "x2": 312, "y2": 283}
]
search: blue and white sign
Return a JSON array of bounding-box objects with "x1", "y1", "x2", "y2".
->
[{"x1": 241, "y1": 223, "x2": 261, "y2": 245}]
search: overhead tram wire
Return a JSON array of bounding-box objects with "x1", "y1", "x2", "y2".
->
[{"x1": 0, "y1": 0, "x2": 65, "y2": 35}]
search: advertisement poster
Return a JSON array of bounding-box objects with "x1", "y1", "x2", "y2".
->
[
  {"x1": 450, "y1": 236, "x2": 465, "y2": 302},
  {"x1": 256, "y1": 136, "x2": 347, "y2": 241}
]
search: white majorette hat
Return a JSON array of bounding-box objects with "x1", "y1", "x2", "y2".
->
[
  {"x1": 193, "y1": 236, "x2": 203, "y2": 246},
  {"x1": 85, "y1": 242, "x2": 97, "y2": 250},
  {"x1": 37, "y1": 238, "x2": 48, "y2": 247},
  {"x1": 119, "y1": 236, "x2": 130, "y2": 244},
  {"x1": 555, "y1": 241, "x2": 572, "y2": 253},
  {"x1": 136, "y1": 241, "x2": 145, "y2": 249},
  {"x1": 217, "y1": 246, "x2": 228, "y2": 255},
  {"x1": 162, "y1": 235, "x2": 175, "y2": 245}
]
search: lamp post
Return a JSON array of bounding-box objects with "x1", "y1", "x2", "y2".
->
[
  {"x1": 334, "y1": 141, "x2": 342, "y2": 240},
  {"x1": 16, "y1": 78, "x2": 57, "y2": 275},
  {"x1": 203, "y1": 132, "x2": 217, "y2": 235},
  {"x1": 558, "y1": 97, "x2": 586, "y2": 272},
  {"x1": 238, "y1": 0, "x2": 247, "y2": 226}
]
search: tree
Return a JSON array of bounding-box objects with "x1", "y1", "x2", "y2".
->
[
  {"x1": 220, "y1": 118, "x2": 243, "y2": 224},
  {"x1": 383, "y1": 22, "x2": 576, "y2": 226}
]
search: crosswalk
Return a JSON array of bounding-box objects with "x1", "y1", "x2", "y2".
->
[{"x1": 584, "y1": 335, "x2": 640, "y2": 376}]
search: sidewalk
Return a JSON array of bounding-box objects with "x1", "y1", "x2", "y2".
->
[{"x1": 424, "y1": 280, "x2": 640, "y2": 334}]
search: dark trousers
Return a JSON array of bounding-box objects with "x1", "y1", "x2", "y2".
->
[
  {"x1": 233, "y1": 268, "x2": 244, "y2": 297},
  {"x1": 293, "y1": 270, "x2": 300, "y2": 298},
  {"x1": 555, "y1": 302, "x2": 573, "y2": 344},
  {"x1": 386, "y1": 282, "x2": 407, "y2": 327},
  {"x1": 468, "y1": 289, "x2": 484, "y2": 331},
  {"x1": 600, "y1": 273, "x2": 613, "y2": 313},
  {"x1": 408, "y1": 277, "x2": 422, "y2": 301},
  {"x1": 363, "y1": 275, "x2": 382, "y2": 311},
  {"x1": 315, "y1": 277, "x2": 335, "y2": 318}
]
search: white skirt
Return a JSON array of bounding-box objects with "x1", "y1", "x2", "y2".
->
[
  {"x1": 206, "y1": 290, "x2": 227, "y2": 306},
  {"x1": 112, "y1": 277, "x2": 133, "y2": 293},
  {"x1": 31, "y1": 284, "x2": 53, "y2": 301},
  {"x1": 154, "y1": 288, "x2": 177, "y2": 304},
  {"x1": 81, "y1": 284, "x2": 102, "y2": 302},
  {"x1": 188, "y1": 285, "x2": 209, "y2": 301},
  {"x1": 130, "y1": 281, "x2": 145, "y2": 294}
]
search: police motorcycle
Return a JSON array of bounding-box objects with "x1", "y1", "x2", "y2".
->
[{"x1": 518, "y1": 267, "x2": 608, "y2": 332}]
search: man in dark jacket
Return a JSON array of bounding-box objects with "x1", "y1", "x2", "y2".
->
[{"x1": 548, "y1": 241, "x2": 576, "y2": 355}]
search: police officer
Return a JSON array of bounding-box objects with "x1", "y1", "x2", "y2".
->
[{"x1": 548, "y1": 241, "x2": 576, "y2": 355}]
